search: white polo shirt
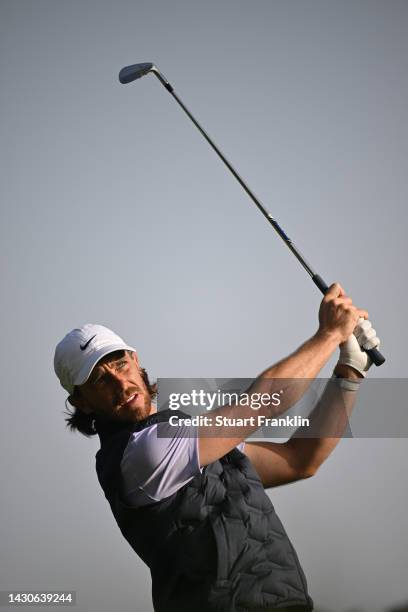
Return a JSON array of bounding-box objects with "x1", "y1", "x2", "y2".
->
[{"x1": 120, "y1": 421, "x2": 245, "y2": 508}]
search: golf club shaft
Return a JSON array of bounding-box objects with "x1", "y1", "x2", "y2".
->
[
  {"x1": 121, "y1": 64, "x2": 385, "y2": 367},
  {"x1": 170, "y1": 89, "x2": 318, "y2": 279}
]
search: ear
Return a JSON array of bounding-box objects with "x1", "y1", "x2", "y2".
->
[{"x1": 68, "y1": 392, "x2": 93, "y2": 415}]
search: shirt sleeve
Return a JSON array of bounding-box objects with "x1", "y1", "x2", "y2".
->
[
  {"x1": 120, "y1": 422, "x2": 201, "y2": 508},
  {"x1": 120, "y1": 422, "x2": 246, "y2": 509}
]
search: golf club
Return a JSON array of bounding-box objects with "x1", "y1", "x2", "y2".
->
[{"x1": 119, "y1": 62, "x2": 385, "y2": 366}]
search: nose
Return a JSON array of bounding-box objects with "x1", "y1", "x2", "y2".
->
[{"x1": 108, "y1": 370, "x2": 129, "y2": 395}]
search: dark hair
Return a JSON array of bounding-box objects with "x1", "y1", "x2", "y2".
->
[{"x1": 63, "y1": 352, "x2": 157, "y2": 437}]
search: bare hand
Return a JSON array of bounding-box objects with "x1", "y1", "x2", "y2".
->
[{"x1": 317, "y1": 283, "x2": 368, "y2": 345}]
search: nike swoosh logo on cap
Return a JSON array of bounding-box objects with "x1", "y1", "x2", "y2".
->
[{"x1": 80, "y1": 334, "x2": 97, "y2": 351}]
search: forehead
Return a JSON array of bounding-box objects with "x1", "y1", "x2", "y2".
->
[
  {"x1": 89, "y1": 350, "x2": 129, "y2": 379},
  {"x1": 97, "y1": 350, "x2": 127, "y2": 366}
]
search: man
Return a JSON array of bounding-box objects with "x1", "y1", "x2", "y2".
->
[{"x1": 54, "y1": 283, "x2": 379, "y2": 612}]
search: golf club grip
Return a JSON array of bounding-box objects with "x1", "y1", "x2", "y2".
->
[{"x1": 312, "y1": 275, "x2": 385, "y2": 366}]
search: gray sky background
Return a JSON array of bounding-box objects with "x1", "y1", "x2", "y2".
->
[{"x1": 1, "y1": 1, "x2": 407, "y2": 611}]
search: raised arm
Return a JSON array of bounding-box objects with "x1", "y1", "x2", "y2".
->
[
  {"x1": 198, "y1": 282, "x2": 369, "y2": 467},
  {"x1": 244, "y1": 320, "x2": 380, "y2": 487}
]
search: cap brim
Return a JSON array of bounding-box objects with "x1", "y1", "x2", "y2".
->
[{"x1": 74, "y1": 344, "x2": 137, "y2": 387}]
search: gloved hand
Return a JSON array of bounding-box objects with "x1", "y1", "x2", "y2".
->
[{"x1": 338, "y1": 318, "x2": 380, "y2": 377}]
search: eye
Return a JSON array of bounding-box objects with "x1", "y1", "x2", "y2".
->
[{"x1": 117, "y1": 360, "x2": 127, "y2": 369}]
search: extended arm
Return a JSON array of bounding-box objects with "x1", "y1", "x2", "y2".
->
[
  {"x1": 244, "y1": 320, "x2": 380, "y2": 487},
  {"x1": 198, "y1": 283, "x2": 369, "y2": 467}
]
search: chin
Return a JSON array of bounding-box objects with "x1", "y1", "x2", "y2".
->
[
  {"x1": 132, "y1": 406, "x2": 152, "y2": 421},
  {"x1": 121, "y1": 401, "x2": 152, "y2": 423}
]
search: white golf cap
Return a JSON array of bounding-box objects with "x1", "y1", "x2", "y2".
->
[{"x1": 54, "y1": 323, "x2": 137, "y2": 395}]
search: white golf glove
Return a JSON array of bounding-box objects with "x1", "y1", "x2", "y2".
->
[{"x1": 338, "y1": 318, "x2": 381, "y2": 377}]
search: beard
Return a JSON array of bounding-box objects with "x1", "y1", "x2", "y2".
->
[
  {"x1": 122, "y1": 392, "x2": 153, "y2": 422},
  {"x1": 111, "y1": 385, "x2": 154, "y2": 423},
  {"x1": 93, "y1": 393, "x2": 154, "y2": 429},
  {"x1": 86, "y1": 367, "x2": 157, "y2": 427}
]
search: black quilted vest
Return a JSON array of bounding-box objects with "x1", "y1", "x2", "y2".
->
[{"x1": 95, "y1": 410, "x2": 314, "y2": 612}]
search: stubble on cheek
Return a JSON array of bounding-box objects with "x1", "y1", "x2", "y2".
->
[{"x1": 118, "y1": 389, "x2": 153, "y2": 422}]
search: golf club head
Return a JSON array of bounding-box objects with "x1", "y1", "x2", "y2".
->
[{"x1": 119, "y1": 63, "x2": 154, "y2": 84}]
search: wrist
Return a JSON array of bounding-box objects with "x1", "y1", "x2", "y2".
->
[
  {"x1": 314, "y1": 328, "x2": 342, "y2": 349},
  {"x1": 330, "y1": 371, "x2": 363, "y2": 392},
  {"x1": 334, "y1": 363, "x2": 364, "y2": 379}
]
